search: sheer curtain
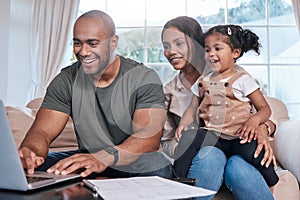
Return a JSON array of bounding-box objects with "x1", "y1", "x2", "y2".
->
[
  {"x1": 292, "y1": 0, "x2": 300, "y2": 34},
  {"x1": 27, "y1": 0, "x2": 80, "y2": 101}
]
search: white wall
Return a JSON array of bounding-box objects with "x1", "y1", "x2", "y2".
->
[
  {"x1": 0, "y1": 0, "x2": 11, "y2": 104},
  {"x1": 0, "y1": 0, "x2": 33, "y2": 106}
]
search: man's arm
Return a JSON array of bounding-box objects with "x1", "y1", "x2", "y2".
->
[
  {"x1": 114, "y1": 107, "x2": 166, "y2": 165},
  {"x1": 46, "y1": 107, "x2": 166, "y2": 177},
  {"x1": 18, "y1": 108, "x2": 69, "y2": 173}
]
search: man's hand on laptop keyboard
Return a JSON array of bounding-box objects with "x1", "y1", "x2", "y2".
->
[
  {"x1": 18, "y1": 147, "x2": 44, "y2": 174},
  {"x1": 47, "y1": 152, "x2": 110, "y2": 177}
]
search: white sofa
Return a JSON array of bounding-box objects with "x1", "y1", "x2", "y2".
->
[{"x1": 5, "y1": 97, "x2": 300, "y2": 199}]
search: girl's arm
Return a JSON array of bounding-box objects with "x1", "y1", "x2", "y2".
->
[{"x1": 239, "y1": 89, "x2": 271, "y2": 143}]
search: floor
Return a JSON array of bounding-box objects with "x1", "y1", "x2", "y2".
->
[{"x1": 213, "y1": 185, "x2": 234, "y2": 200}]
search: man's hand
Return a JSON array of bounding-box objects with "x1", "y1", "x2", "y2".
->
[
  {"x1": 18, "y1": 108, "x2": 70, "y2": 174},
  {"x1": 18, "y1": 147, "x2": 44, "y2": 174},
  {"x1": 47, "y1": 153, "x2": 109, "y2": 177},
  {"x1": 253, "y1": 124, "x2": 276, "y2": 168}
]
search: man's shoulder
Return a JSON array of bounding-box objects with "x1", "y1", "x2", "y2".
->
[
  {"x1": 120, "y1": 56, "x2": 152, "y2": 73},
  {"x1": 61, "y1": 62, "x2": 80, "y2": 74},
  {"x1": 119, "y1": 56, "x2": 160, "y2": 83},
  {"x1": 56, "y1": 62, "x2": 80, "y2": 82},
  {"x1": 120, "y1": 56, "x2": 142, "y2": 66}
]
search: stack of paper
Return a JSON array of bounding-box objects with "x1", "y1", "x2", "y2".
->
[{"x1": 85, "y1": 176, "x2": 216, "y2": 200}]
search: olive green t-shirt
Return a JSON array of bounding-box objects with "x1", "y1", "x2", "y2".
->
[{"x1": 42, "y1": 56, "x2": 164, "y2": 151}]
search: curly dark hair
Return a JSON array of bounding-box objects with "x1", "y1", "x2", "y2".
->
[{"x1": 202, "y1": 24, "x2": 261, "y2": 60}]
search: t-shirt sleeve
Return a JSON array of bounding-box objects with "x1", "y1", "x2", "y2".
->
[
  {"x1": 42, "y1": 70, "x2": 73, "y2": 115},
  {"x1": 135, "y1": 68, "x2": 165, "y2": 110},
  {"x1": 233, "y1": 74, "x2": 260, "y2": 98}
]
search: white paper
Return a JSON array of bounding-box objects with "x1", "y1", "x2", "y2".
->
[{"x1": 86, "y1": 176, "x2": 216, "y2": 200}]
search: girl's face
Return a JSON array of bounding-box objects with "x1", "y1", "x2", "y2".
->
[
  {"x1": 204, "y1": 32, "x2": 240, "y2": 74},
  {"x1": 162, "y1": 27, "x2": 191, "y2": 71}
]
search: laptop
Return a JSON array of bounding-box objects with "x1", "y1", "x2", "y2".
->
[{"x1": 0, "y1": 99, "x2": 81, "y2": 191}]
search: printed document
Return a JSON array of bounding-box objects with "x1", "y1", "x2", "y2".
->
[{"x1": 85, "y1": 176, "x2": 215, "y2": 200}]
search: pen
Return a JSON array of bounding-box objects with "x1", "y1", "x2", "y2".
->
[{"x1": 82, "y1": 179, "x2": 98, "y2": 195}]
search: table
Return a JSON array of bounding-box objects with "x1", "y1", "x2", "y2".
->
[
  {"x1": 0, "y1": 179, "x2": 102, "y2": 200},
  {"x1": 0, "y1": 178, "x2": 198, "y2": 200}
]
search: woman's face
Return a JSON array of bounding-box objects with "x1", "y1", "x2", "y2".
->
[{"x1": 162, "y1": 27, "x2": 190, "y2": 71}]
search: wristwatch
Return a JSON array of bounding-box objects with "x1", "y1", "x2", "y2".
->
[
  {"x1": 263, "y1": 121, "x2": 272, "y2": 136},
  {"x1": 104, "y1": 146, "x2": 119, "y2": 166}
]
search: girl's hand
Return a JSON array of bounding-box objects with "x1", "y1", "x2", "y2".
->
[{"x1": 238, "y1": 118, "x2": 259, "y2": 144}]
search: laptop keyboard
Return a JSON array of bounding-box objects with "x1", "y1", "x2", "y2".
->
[{"x1": 26, "y1": 176, "x2": 53, "y2": 183}]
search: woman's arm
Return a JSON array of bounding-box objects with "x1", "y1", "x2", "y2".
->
[
  {"x1": 175, "y1": 95, "x2": 199, "y2": 141},
  {"x1": 254, "y1": 121, "x2": 276, "y2": 167}
]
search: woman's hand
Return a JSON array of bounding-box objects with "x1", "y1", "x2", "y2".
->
[
  {"x1": 175, "y1": 124, "x2": 188, "y2": 142},
  {"x1": 253, "y1": 124, "x2": 276, "y2": 167}
]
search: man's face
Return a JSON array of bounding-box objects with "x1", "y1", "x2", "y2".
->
[{"x1": 73, "y1": 18, "x2": 113, "y2": 76}]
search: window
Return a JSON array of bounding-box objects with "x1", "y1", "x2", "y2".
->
[{"x1": 69, "y1": 0, "x2": 299, "y2": 119}]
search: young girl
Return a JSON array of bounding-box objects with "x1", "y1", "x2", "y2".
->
[{"x1": 173, "y1": 24, "x2": 279, "y2": 191}]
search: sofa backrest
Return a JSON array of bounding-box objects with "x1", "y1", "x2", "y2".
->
[
  {"x1": 266, "y1": 96, "x2": 290, "y2": 123},
  {"x1": 6, "y1": 98, "x2": 78, "y2": 152}
]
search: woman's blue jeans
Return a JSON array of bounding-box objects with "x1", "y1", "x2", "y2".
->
[{"x1": 187, "y1": 146, "x2": 274, "y2": 200}]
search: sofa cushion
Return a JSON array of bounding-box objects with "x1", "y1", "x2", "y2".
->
[
  {"x1": 273, "y1": 169, "x2": 300, "y2": 200},
  {"x1": 25, "y1": 97, "x2": 43, "y2": 116},
  {"x1": 49, "y1": 117, "x2": 78, "y2": 152},
  {"x1": 266, "y1": 96, "x2": 290, "y2": 123},
  {"x1": 5, "y1": 106, "x2": 33, "y2": 148},
  {"x1": 5, "y1": 102, "x2": 78, "y2": 152},
  {"x1": 274, "y1": 120, "x2": 300, "y2": 183}
]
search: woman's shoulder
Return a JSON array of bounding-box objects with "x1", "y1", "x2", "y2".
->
[{"x1": 164, "y1": 73, "x2": 181, "y2": 91}]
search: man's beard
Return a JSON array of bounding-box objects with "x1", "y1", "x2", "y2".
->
[{"x1": 76, "y1": 51, "x2": 111, "y2": 76}]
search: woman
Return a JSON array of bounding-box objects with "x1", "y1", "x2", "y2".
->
[{"x1": 160, "y1": 16, "x2": 277, "y2": 200}]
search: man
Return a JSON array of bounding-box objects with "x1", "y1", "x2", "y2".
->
[{"x1": 18, "y1": 10, "x2": 172, "y2": 178}]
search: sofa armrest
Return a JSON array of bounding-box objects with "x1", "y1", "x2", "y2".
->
[{"x1": 273, "y1": 120, "x2": 300, "y2": 183}]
